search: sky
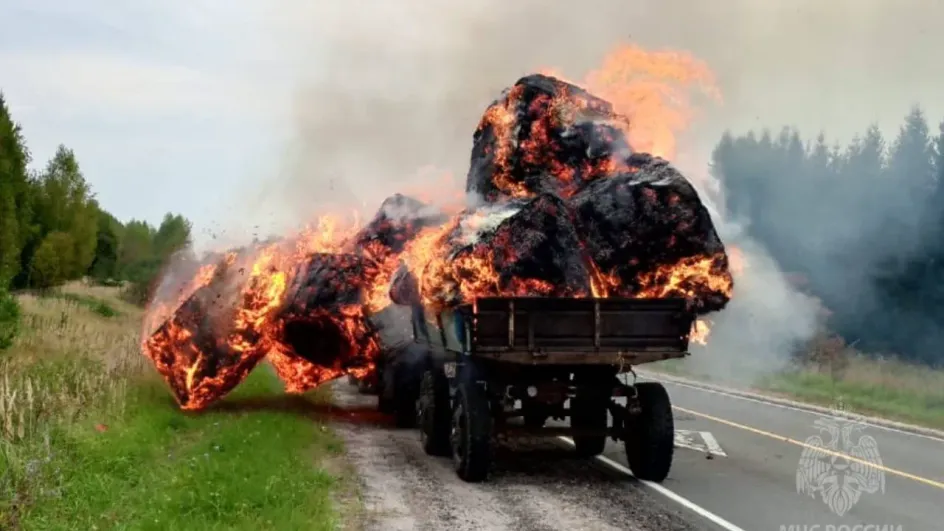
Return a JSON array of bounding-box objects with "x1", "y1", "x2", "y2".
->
[{"x1": 2, "y1": 0, "x2": 944, "y2": 251}]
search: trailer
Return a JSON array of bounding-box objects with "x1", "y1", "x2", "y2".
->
[{"x1": 410, "y1": 296, "x2": 695, "y2": 483}]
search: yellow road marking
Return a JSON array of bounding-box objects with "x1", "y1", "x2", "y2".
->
[{"x1": 673, "y1": 405, "x2": 944, "y2": 491}]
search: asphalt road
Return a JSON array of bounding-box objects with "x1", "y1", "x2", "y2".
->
[
  {"x1": 334, "y1": 375, "x2": 943, "y2": 530},
  {"x1": 589, "y1": 375, "x2": 944, "y2": 531},
  {"x1": 331, "y1": 380, "x2": 702, "y2": 531}
]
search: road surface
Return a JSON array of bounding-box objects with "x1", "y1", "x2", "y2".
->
[
  {"x1": 331, "y1": 380, "x2": 703, "y2": 531},
  {"x1": 331, "y1": 376, "x2": 943, "y2": 530},
  {"x1": 593, "y1": 375, "x2": 944, "y2": 531}
]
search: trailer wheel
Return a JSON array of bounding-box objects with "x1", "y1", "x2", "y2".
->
[
  {"x1": 451, "y1": 381, "x2": 491, "y2": 482},
  {"x1": 624, "y1": 382, "x2": 674, "y2": 482},
  {"x1": 570, "y1": 397, "x2": 608, "y2": 457},
  {"x1": 392, "y1": 363, "x2": 418, "y2": 429},
  {"x1": 378, "y1": 359, "x2": 417, "y2": 428},
  {"x1": 418, "y1": 369, "x2": 451, "y2": 456}
]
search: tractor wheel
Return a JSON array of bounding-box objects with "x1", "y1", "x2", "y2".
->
[
  {"x1": 418, "y1": 368, "x2": 451, "y2": 456},
  {"x1": 624, "y1": 382, "x2": 674, "y2": 482},
  {"x1": 451, "y1": 381, "x2": 492, "y2": 482},
  {"x1": 570, "y1": 396, "x2": 608, "y2": 457}
]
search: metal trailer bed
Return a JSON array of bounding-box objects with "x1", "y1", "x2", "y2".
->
[{"x1": 407, "y1": 296, "x2": 696, "y2": 483}]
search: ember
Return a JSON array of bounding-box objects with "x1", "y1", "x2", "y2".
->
[{"x1": 142, "y1": 70, "x2": 733, "y2": 410}]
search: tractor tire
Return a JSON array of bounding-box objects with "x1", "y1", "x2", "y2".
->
[
  {"x1": 392, "y1": 362, "x2": 418, "y2": 429},
  {"x1": 451, "y1": 381, "x2": 492, "y2": 482},
  {"x1": 624, "y1": 382, "x2": 674, "y2": 482},
  {"x1": 570, "y1": 396, "x2": 608, "y2": 457},
  {"x1": 418, "y1": 368, "x2": 451, "y2": 456}
]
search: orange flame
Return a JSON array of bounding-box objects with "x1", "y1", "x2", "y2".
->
[{"x1": 141, "y1": 41, "x2": 733, "y2": 410}]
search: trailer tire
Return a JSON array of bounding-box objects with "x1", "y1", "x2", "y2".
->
[
  {"x1": 571, "y1": 397, "x2": 608, "y2": 457},
  {"x1": 624, "y1": 382, "x2": 674, "y2": 482},
  {"x1": 418, "y1": 369, "x2": 451, "y2": 456},
  {"x1": 392, "y1": 363, "x2": 418, "y2": 429},
  {"x1": 451, "y1": 381, "x2": 491, "y2": 482}
]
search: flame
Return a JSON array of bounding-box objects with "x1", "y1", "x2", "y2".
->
[
  {"x1": 545, "y1": 43, "x2": 722, "y2": 160},
  {"x1": 141, "y1": 42, "x2": 733, "y2": 410},
  {"x1": 690, "y1": 319, "x2": 712, "y2": 346}
]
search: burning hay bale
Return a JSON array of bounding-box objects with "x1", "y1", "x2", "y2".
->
[
  {"x1": 275, "y1": 252, "x2": 381, "y2": 370},
  {"x1": 570, "y1": 153, "x2": 732, "y2": 312},
  {"x1": 467, "y1": 73, "x2": 634, "y2": 202},
  {"x1": 397, "y1": 194, "x2": 595, "y2": 308},
  {"x1": 143, "y1": 258, "x2": 273, "y2": 410},
  {"x1": 141, "y1": 73, "x2": 734, "y2": 410},
  {"x1": 353, "y1": 193, "x2": 448, "y2": 255}
]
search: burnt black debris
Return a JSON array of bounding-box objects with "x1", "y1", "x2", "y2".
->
[{"x1": 467, "y1": 74, "x2": 633, "y2": 202}]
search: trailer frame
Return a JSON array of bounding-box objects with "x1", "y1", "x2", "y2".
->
[{"x1": 411, "y1": 296, "x2": 695, "y2": 483}]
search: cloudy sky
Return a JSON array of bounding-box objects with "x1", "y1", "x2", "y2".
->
[{"x1": 2, "y1": 0, "x2": 943, "y2": 250}]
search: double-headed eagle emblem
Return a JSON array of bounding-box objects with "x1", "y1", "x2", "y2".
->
[{"x1": 796, "y1": 416, "x2": 885, "y2": 516}]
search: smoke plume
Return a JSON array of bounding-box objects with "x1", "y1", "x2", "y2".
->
[{"x1": 216, "y1": 0, "x2": 944, "y2": 384}]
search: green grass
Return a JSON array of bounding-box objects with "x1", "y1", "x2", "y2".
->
[
  {"x1": 760, "y1": 368, "x2": 944, "y2": 430},
  {"x1": 14, "y1": 372, "x2": 347, "y2": 531},
  {"x1": 48, "y1": 291, "x2": 120, "y2": 318},
  {"x1": 648, "y1": 356, "x2": 944, "y2": 430},
  {"x1": 2, "y1": 283, "x2": 359, "y2": 530}
]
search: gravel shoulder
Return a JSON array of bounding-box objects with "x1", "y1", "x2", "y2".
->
[{"x1": 329, "y1": 381, "x2": 704, "y2": 531}]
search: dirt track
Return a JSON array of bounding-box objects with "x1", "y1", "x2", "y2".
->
[{"x1": 330, "y1": 381, "x2": 701, "y2": 531}]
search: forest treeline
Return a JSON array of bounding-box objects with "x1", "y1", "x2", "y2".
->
[
  {"x1": 713, "y1": 106, "x2": 944, "y2": 365},
  {"x1": 0, "y1": 93, "x2": 191, "y2": 347}
]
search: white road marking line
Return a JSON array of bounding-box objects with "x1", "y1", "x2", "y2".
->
[
  {"x1": 558, "y1": 437, "x2": 746, "y2": 531},
  {"x1": 674, "y1": 429, "x2": 726, "y2": 457},
  {"x1": 674, "y1": 429, "x2": 705, "y2": 453},
  {"x1": 643, "y1": 373, "x2": 944, "y2": 444},
  {"x1": 700, "y1": 431, "x2": 726, "y2": 457}
]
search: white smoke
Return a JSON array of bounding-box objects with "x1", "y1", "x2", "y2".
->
[{"x1": 223, "y1": 0, "x2": 877, "y2": 386}]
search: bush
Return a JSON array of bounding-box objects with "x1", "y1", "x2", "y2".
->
[
  {"x1": 121, "y1": 280, "x2": 151, "y2": 307},
  {"x1": 0, "y1": 288, "x2": 20, "y2": 350}
]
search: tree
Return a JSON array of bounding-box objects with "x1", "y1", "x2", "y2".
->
[
  {"x1": 29, "y1": 231, "x2": 74, "y2": 289},
  {"x1": 31, "y1": 146, "x2": 99, "y2": 282},
  {"x1": 118, "y1": 220, "x2": 156, "y2": 282},
  {"x1": 882, "y1": 107, "x2": 934, "y2": 254},
  {"x1": 709, "y1": 111, "x2": 944, "y2": 364},
  {"x1": 0, "y1": 93, "x2": 31, "y2": 287},
  {"x1": 0, "y1": 287, "x2": 18, "y2": 350},
  {"x1": 152, "y1": 213, "x2": 192, "y2": 259},
  {"x1": 88, "y1": 209, "x2": 122, "y2": 281},
  {"x1": 0, "y1": 188, "x2": 16, "y2": 286}
]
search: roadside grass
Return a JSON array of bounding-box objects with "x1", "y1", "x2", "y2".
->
[
  {"x1": 759, "y1": 356, "x2": 944, "y2": 430},
  {"x1": 651, "y1": 353, "x2": 944, "y2": 430},
  {"x1": 1, "y1": 283, "x2": 359, "y2": 530}
]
